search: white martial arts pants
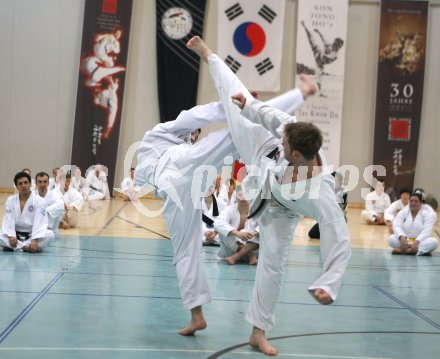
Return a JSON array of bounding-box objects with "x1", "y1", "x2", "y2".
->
[
  {"x1": 245, "y1": 200, "x2": 301, "y2": 330},
  {"x1": 155, "y1": 128, "x2": 238, "y2": 310},
  {"x1": 388, "y1": 235, "x2": 438, "y2": 255},
  {"x1": 87, "y1": 190, "x2": 105, "y2": 201},
  {"x1": 66, "y1": 208, "x2": 80, "y2": 228},
  {"x1": 0, "y1": 230, "x2": 55, "y2": 251}
]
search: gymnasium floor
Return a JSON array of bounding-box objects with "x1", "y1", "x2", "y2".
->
[{"x1": 1, "y1": 195, "x2": 439, "y2": 359}]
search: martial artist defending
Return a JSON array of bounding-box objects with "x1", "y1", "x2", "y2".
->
[
  {"x1": 0, "y1": 172, "x2": 54, "y2": 253},
  {"x1": 187, "y1": 36, "x2": 351, "y2": 355},
  {"x1": 136, "y1": 77, "x2": 312, "y2": 336}
]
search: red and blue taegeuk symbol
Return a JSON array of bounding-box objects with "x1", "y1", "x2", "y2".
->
[{"x1": 233, "y1": 22, "x2": 266, "y2": 57}]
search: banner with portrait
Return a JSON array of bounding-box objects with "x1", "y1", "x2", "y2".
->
[
  {"x1": 72, "y1": 0, "x2": 133, "y2": 193},
  {"x1": 373, "y1": 0, "x2": 428, "y2": 199},
  {"x1": 217, "y1": 0, "x2": 285, "y2": 92},
  {"x1": 156, "y1": 0, "x2": 207, "y2": 123},
  {"x1": 295, "y1": 0, "x2": 348, "y2": 168}
]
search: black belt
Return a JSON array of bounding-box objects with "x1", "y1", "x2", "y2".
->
[{"x1": 16, "y1": 231, "x2": 31, "y2": 241}]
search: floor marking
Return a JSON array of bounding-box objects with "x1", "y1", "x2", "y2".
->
[
  {"x1": 116, "y1": 215, "x2": 170, "y2": 239},
  {"x1": 94, "y1": 202, "x2": 128, "y2": 236}
]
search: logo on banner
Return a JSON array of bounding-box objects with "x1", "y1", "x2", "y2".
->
[
  {"x1": 388, "y1": 117, "x2": 411, "y2": 141},
  {"x1": 162, "y1": 7, "x2": 193, "y2": 40},
  {"x1": 223, "y1": 3, "x2": 277, "y2": 76}
]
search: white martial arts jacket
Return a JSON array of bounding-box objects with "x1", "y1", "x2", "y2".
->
[
  {"x1": 214, "y1": 203, "x2": 259, "y2": 239},
  {"x1": 34, "y1": 189, "x2": 65, "y2": 230},
  {"x1": 86, "y1": 172, "x2": 107, "y2": 195},
  {"x1": 392, "y1": 206, "x2": 437, "y2": 243},
  {"x1": 384, "y1": 199, "x2": 406, "y2": 222},
  {"x1": 56, "y1": 186, "x2": 84, "y2": 211},
  {"x1": 135, "y1": 102, "x2": 227, "y2": 187},
  {"x1": 71, "y1": 176, "x2": 89, "y2": 194},
  {"x1": 2, "y1": 192, "x2": 49, "y2": 240}
]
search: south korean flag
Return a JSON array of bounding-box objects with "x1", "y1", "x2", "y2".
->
[{"x1": 217, "y1": 0, "x2": 285, "y2": 92}]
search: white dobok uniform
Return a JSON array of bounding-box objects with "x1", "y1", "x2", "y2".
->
[
  {"x1": 72, "y1": 176, "x2": 90, "y2": 199},
  {"x1": 214, "y1": 203, "x2": 259, "y2": 259},
  {"x1": 0, "y1": 192, "x2": 54, "y2": 250},
  {"x1": 36, "y1": 190, "x2": 65, "y2": 232},
  {"x1": 136, "y1": 89, "x2": 305, "y2": 310},
  {"x1": 389, "y1": 206, "x2": 438, "y2": 255},
  {"x1": 384, "y1": 199, "x2": 406, "y2": 223},
  {"x1": 361, "y1": 191, "x2": 391, "y2": 222},
  {"x1": 86, "y1": 172, "x2": 107, "y2": 201},
  {"x1": 56, "y1": 186, "x2": 84, "y2": 227},
  {"x1": 201, "y1": 195, "x2": 226, "y2": 244},
  {"x1": 207, "y1": 53, "x2": 351, "y2": 331},
  {"x1": 218, "y1": 185, "x2": 237, "y2": 206}
]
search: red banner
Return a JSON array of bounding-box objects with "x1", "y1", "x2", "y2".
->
[
  {"x1": 72, "y1": 0, "x2": 133, "y2": 194},
  {"x1": 373, "y1": 0, "x2": 428, "y2": 200}
]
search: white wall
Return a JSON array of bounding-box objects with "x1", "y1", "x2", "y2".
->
[{"x1": 0, "y1": 0, "x2": 439, "y2": 203}]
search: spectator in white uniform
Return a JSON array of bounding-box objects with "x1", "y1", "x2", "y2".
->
[
  {"x1": 35, "y1": 172, "x2": 65, "y2": 234},
  {"x1": 1, "y1": 172, "x2": 54, "y2": 252},
  {"x1": 384, "y1": 187, "x2": 411, "y2": 234},
  {"x1": 120, "y1": 167, "x2": 140, "y2": 201},
  {"x1": 48, "y1": 167, "x2": 60, "y2": 191},
  {"x1": 214, "y1": 186, "x2": 259, "y2": 265},
  {"x1": 201, "y1": 185, "x2": 226, "y2": 246},
  {"x1": 361, "y1": 179, "x2": 391, "y2": 224},
  {"x1": 388, "y1": 191, "x2": 438, "y2": 255},
  {"x1": 58, "y1": 173, "x2": 84, "y2": 229},
  {"x1": 86, "y1": 164, "x2": 109, "y2": 200},
  {"x1": 71, "y1": 167, "x2": 90, "y2": 200}
]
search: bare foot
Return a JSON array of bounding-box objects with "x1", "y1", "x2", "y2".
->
[
  {"x1": 310, "y1": 288, "x2": 333, "y2": 305},
  {"x1": 178, "y1": 318, "x2": 207, "y2": 336},
  {"x1": 225, "y1": 255, "x2": 237, "y2": 265},
  {"x1": 299, "y1": 74, "x2": 317, "y2": 98},
  {"x1": 248, "y1": 253, "x2": 258, "y2": 265},
  {"x1": 249, "y1": 327, "x2": 278, "y2": 356},
  {"x1": 187, "y1": 36, "x2": 213, "y2": 63}
]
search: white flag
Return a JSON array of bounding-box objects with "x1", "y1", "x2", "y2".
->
[{"x1": 217, "y1": 0, "x2": 285, "y2": 92}]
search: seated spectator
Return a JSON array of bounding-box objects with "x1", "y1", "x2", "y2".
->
[
  {"x1": 201, "y1": 185, "x2": 226, "y2": 246},
  {"x1": 48, "y1": 167, "x2": 60, "y2": 191},
  {"x1": 218, "y1": 178, "x2": 237, "y2": 206},
  {"x1": 308, "y1": 171, "x2": 348, "y2": 239},
  {"x1": 214, "y1": 186, "x2": 259, "y2": 265},
  {"x1": 388, "y1": 192, "x2": 438, "y2": 255},
  {"x1": 86, "y1": 164, "x2": 109, "y2": 200},
  {"x1": 71, "y1": 167, "x2": 90, "y2": 200},
  {"x1": 57, "y1": 173, "x2": 84, "y2": 229},
  {"x1": 361, "y1": 179, "x2": 391, "y2": 224},
  {"x1": 35, "y1": 172, "x2": 65, "y2": 234},
  {"x1": 120, "y1": 167, "x2": 140, "y2": 201},
  {"x1": 384, "y1": 187, "x2": 411, "y2": 234},
  {"x1": 0, "y1": 172, "x2": 54, "y2": 252},
  {"x1": 14, "y1": 168, "x2": 36, "y2": 192}
]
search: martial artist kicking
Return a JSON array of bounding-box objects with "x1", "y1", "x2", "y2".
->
[
  {"x1": 135, "y1": 78, "x2": 313, "y2": 336},
  {"x1": 187, "y1": 36, "x2": 351, "y2": 355},
  {"x1": 1, "y1": 172, "x2": 54, "y2": 253}
]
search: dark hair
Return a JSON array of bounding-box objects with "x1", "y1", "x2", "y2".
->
[
  {"x1": 229, "y1": 178, "x2": 236, "y2": 186},
  {"x1": 399, "y1": 187, "x2": 411, "y2": 196},
  {"x1": 14, "y1": 171, "x2": 31, "y2": 185},
  {"x1": 35, "y1": 172, "x2": 49, "y2": 180},
  {"x1": 410, "y1": 192, "x2": 423, "y2": 203},
  {"x1": 284, "y1": 122, "x2": 322, "y2": 160},
  {"x1": 65, "y1": 173, "x2": 72, "y2": 180}
]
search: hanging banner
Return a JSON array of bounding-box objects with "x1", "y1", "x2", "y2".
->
[
  {"x1": 373, "y1": 0, "x2": 428, "y2": 200},
  {"x1": 156, "y1": 0, "x2": 207, "y2": 123},
  {"x1": 295, "y1": 0, "x2": 348, "y2": 168},
  {"x1": 72, "y1": 0, "x2": 133, "y2": 194},
  {"x1": 217, "y1": 0, "x2": 285, "y2": 92}
]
